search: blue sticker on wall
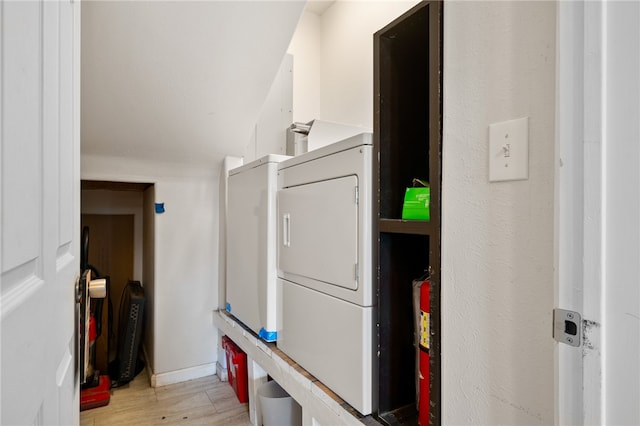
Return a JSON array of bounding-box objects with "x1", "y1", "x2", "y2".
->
[{"x1": 155, "y1": 203, "x2": 165, "y2": 214}]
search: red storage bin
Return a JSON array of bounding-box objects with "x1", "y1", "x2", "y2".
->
[{"x1": 222, "y1": 336, "x2": 248, "y2": 403}]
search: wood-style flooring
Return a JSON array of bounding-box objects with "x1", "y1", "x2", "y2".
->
[{"x1": 80, "y1": 371, "x2": 251, "y2": 425}]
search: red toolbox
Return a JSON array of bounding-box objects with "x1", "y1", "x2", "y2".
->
[{"x1": 221, "y1": 336, "x2": 248, "y2": 403}]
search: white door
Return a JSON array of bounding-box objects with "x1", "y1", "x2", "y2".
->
[
  {"x1": 278, "y1": 175, "x2": 359, "y2": 291},
  {"x1": 1, "y1": 0, "x2": 81, "y2": 424},
  {"x1": 556, "y1": 1, "x2": 640, "y2": 424}
]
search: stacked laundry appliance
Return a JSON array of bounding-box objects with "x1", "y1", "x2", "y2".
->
[
  {"x1": 226, "y1": 154, "x2": 290, "y2": 341},
  {"x1": 225, "y1": 133, "x2": 375, "y2": 415}
]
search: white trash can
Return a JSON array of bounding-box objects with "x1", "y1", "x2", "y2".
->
[{"x1": 257, "y1": 380, "x2": 302, "y2": 426}]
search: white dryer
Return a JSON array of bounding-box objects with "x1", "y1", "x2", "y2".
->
[
  {"x1": 277, "y1": 133, "x2": 376, "y2": 415},
  {"x1": 226, "y1": 154, "x2": 290, "y2": 341}
]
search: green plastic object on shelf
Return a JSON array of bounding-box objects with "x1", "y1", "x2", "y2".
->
[{"x1": 402, "y1": 179, "x2": 430, "y2": 221}]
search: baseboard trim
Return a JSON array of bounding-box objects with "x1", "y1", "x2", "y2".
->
[
  {"x1": 141, "y1": 344, "x2": 218, "y2": 388},
  {"x1": 148, "y1": 362, "x2": 217, "y2": 388}
]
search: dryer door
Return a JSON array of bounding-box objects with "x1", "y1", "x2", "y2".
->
[{"x1": 279, "y1": 175, "x2": 359, "y2": 291}]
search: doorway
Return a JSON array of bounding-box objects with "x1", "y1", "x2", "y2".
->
[{"x1": 80, "y1": 180, "x2": 153, "y2": 376}]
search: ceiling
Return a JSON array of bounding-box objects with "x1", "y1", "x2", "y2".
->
[{"x1": 81, "y1": 1, "x2": 307, "y2": 166}]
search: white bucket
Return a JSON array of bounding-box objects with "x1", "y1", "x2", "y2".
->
[{"x1": 257, "y1": 380, "x2": 302, "y2": 426}]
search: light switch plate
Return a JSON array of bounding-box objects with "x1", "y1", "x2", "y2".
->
[{"x1": 489, "y1": 117, "x2": 529, "y2": 182}]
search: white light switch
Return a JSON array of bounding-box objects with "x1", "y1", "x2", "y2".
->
[{"x1": 489, "y1": 117, "x2": 529, "y2": 182}]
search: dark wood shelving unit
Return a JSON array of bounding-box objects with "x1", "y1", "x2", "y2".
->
[{"x1": 373, "y1": 1, "x2": 442, "y2": 425}]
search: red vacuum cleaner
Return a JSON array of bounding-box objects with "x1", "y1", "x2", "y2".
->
[{"x1": 78, "y1": 226, "x2": 111, "y2": 411}]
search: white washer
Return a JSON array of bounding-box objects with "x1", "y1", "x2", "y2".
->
[
  {"x1": 277, "y1": 133, "x2": 376, "y2": 415},
  {"x1": 226, "y1": 154, "x2": 290, "y2": 341}
]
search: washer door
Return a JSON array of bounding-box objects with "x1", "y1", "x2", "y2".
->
[{"x1": 278, "y1": 175, "x2": 359, "y2": 291}]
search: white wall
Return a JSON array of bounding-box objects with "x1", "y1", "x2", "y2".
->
[
  {"x1": 287, "y1": 10, "x2": 322, "y2": 124},
  {"x1": 82, "y1": 155, "x2": 219, "y2": 384},
  {"x1": 290, "y1": 1, "x2": 557, "y2": 423},
  {"x1": 288, "y1": 1, "x2": 420, "y2": 128},
  {"x1": 442, "y1": 2, "x2": 555, "y2": 424},
  {"x1": 319, "y1": 1, "x2": 419, "y2": 128},
  {"x1": 142, "y1": 186, "x2": 156, "y2": 377},
  {"x1": 243, "y1": 54, "x2": 294, "y2": 162},
  {"x1": 153, "y1": 177, "x2": 217, "y2": 379},
  {"x1": 250, "y1": 1, "x2": 409, "y2": 160},
  {"x1": 81, "y1": 189, "x2": 144, "y2": 282}
]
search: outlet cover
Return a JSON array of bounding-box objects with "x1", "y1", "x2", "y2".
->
[{"x1": 489, "y1": 117, "x2": 529, "y2": 182}]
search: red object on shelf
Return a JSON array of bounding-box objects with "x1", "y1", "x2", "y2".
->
[
  {"x1": 222, "y1": 335, "x2": 248, "y2": 403},
  {"x1": 418, "y1": 280, "x2": 430, "y2": 426},
  {"x1": 80, "y1": 375, "x2": 111, "y2": 411}
]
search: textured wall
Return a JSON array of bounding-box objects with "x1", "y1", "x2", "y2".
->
[
  {"x1": 288, "y1": 10, "x2": 322, "y2": 124},
  {"x1": 82, "y1": 156, "x2": 219, "y2": 379},
  {"x1": 442, "y1": 2, "x2": 556, "y2": 424},
  {"x1": 289, "y1": 1, "x2": 420, "y2": 128}
]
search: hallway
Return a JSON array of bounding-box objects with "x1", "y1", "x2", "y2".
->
[{"x1": 80, "y1": 372, "x2": 250, "y2": 425}]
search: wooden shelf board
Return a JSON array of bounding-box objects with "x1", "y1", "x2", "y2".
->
[
  {"x1": 378, "y1": 218, "x2": 433, "y2": 236},
  {"x1": 212, "y1": 310, "x2": 377, "y2": 426}
]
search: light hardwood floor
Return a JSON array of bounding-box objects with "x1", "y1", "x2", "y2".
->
[{"x1": 80, "y1": 372, "x2": 251, "y2": 425}]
